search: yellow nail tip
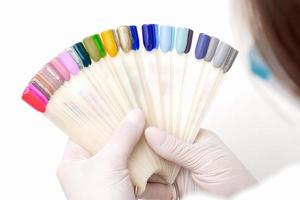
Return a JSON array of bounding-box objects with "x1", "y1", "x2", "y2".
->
[{"x1": 101, "y1": 29, "x2": 118, "y2": 57}]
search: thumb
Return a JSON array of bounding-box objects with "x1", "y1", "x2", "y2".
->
[
  {"x1": 145, "y1": 127, "x2": 194, "y2": 170},
  {"x1": 99, "y1": 109, "x2": 145, "y2": 165}
]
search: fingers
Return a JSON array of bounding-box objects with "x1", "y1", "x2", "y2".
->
[
  {"x1": 62, "y1": 140, "x2": 92, "y2": 162},
  {"x1": 145, "y1": 127, "x2": 194, "y2": 170},
  {"x1": 138, "y1": 183, "x2": 175, "y2": 200},
  {"x1": 98, "y1": 109, "x2": 145, "y2": 165}
]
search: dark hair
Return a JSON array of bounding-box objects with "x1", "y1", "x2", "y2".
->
[{"x1": 245, "y1": 0, "x2": 300, "y2": 94}]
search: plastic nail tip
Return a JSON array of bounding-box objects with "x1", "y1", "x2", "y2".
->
[
  {"x1": 66, "y1": 47, "x2": 85, "y2": 69},
  {"x1": 73, "y1": 42, "x2": 91, "y2": 67},
  {"x1": 222, "y1": 48, "x2": 238, "y2": 73},
  {"x1": 129, "y1": 25, "x2": 140, "y2": 50},
  {"x1": 184, "y1": 29, "x2": 193, "y2": 53},
  {"x1": 195, "y1": 33, "x2": 211, "y2": 59},
  {"x1": 213, "y1": 42, "x2": 232, "y2": 68},
  {"x1": 92, "y1": 34, "x2": 106, "y2": 58},
  {"x1": 30, "y1": 80, "x2": 51, "y2": 100},
  {"x1": 57, "y1": 50, "x2": 79, "y2": 75},
  {"x1": 49, "y1": 58, "x2": 71, "y2": 81},
  {"x1": 22, "y1": 84, "x2": 47, "y2": 112},
  {"x1": 204, "y1": 37, "x2": 220, "y2": 62},
  {"x1": 175, "y1": 28, "x2": 189, "y2": 54},
  {"x1": 142, "y1": 24, "x2": 157, "y2": 51},
  {"x1": 101, "y1": 30, "x2": 118, "y2": 57},
  {"x1": 83, "y1": 36, "x2": 101, "y2": 62},
  {"x1": 32, "y1": 74, "x2": 55, "y2": 95},
  {"x1": 160, "y1": 25, "x2": 175, "y2": 52},
  {"x1": 117, "y1": 26, "x2": 132, "y2": 53}
]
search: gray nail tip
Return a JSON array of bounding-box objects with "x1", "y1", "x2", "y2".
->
[
  {"x1": 222, "y1": 48, "x2": 239, "y2": 73},
  {"x1": 213, "y1": 42, "x2": 231, "y2": 68},
  {"x1": 204, "y1": 37, "x2": 220, "y2": 62}
]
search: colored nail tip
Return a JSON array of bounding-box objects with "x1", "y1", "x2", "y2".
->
[
  {"x1": 31, "y1": 74, "x2": 55, "y2": 95},
  {"x1": 83, "y1": 36, "x2": 101, "y2": 62},
  {"x1": 184, "y1": 29, "x2": 194, "y2": 54},
  {"x1": 129, "y1": 25, "x2": 140, "y2": 50},
  {"x1": 73, "y1": 42, "x2": 91, "y2": 67},
  {"x1": 92, "y1": 34, "x2": 106, "y2": 58},
  {"x1": 154, "y1": 24, "x2": 159, "y2": 49},
  {"x1": 57, "y1": 50, "x2": 79, "y2": 75},
  {"x1": 160, "y1": 25, "x2": 175, "y2": 52},
  {"x1": 41, "y1": 64, "x2": 64, "y2": 90},
  {"x1": 142, "y1": 24, "x2": 157, "y2": 51},
  {"x1": 175, "y1": 27, "x2": 189, "y2": 54},
  {"x1": 195, "y1": 33, "x2": 211, "y2": 60},
  {"x1": 117, "y1": 26, "x2": 132, "y2": 53},
  {"x1": 204, "y1": 37, "x2": 220, "y2": 62},
  {"x1": 66, "y1": 47, "x2": 84, "y2": 69},
  {"x1": 49, "y1": 58, "x2": 71, "y2": 81},
  {"x1": 213, "y1": 42, "x2": 232, "y2": 68},
  {"x1": 30, "y1": 81, "x2": 51, "y2": 100},
  {"x1": 22, "y1": 84, "x2": 47, "y2": 113},
  {"x1": 101, "y1": 29, "x2": 118, "y2": 57},
  {"x1": 223, "y1": 48, "x2": 239, "y2": 73}
]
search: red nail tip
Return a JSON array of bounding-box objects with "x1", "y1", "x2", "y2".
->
[{"x1": 22, "y1": 85, "x2": 47, "y2": 113}]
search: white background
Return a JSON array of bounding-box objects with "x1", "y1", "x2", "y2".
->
[{"x1": 0, "y1": 0, "x2": 300, "y2": 199}]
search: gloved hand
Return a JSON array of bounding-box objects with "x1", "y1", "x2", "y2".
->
[
  {"x1": 57, "y1": 109, "x2": 145, "y2": 200},
  {"x1": 140, "y1": 128, "x2": 257, "y2": 199}
]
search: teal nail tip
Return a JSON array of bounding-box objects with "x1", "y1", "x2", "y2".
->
[
  {"x1": 73, "y1": 42, "x2": 91, "y2": 67},
  {"x1": 175, "y1": 27, "x2": 189, "y2": 54}
]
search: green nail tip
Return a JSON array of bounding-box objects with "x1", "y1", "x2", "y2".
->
[{"x1": 92, "y1": 34, "x2": 106, "y2": 58}]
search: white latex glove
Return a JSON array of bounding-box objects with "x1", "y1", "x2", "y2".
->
[
  {"x1": 140, "y1": 128, "x2": 257, "y2": 199},
  {"x1": 57, "y1": 109, "x2": 145, "y2": 200}
]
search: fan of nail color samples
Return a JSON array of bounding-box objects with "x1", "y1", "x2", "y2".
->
[{"x1": 22, "y1": 24, "x2": 238, "y2": 194}]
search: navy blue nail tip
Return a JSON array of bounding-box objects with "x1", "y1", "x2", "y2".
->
[
  {"x1": 129, "y1": 26, "x2": 140, "y2": 50},
  {"x1": 184, "y1": 29, "x2": 193, "y2": 54},
  {"x1": 195, "y1": 33, "x2": 211, "y2": 59},
  {"x1": 142, "y1": 24, "x2": 157, "y2": 51},
  {"x1": 73, "y1": 42, "x2": 91, "y2": 67}
]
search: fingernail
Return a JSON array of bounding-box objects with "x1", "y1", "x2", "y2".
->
[
  {"x1": 126, "y1": 109, "x2": 144, "y2": 125},
  {"x1": 145, "y1": 127, "x2": 166, "y2": 146}
]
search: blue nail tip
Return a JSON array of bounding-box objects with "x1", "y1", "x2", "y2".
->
[
  {"x1": 160, "y1": 25, "x2": 175, "y2": 52},
  {"x1": 184, "y1": 29, "x2": 193, "y2": 54},
  {"x1": 129, "y1": 26, "x2": 140, "y2": 50},
  {"x1": 73, "y1": 42, "x2": 91, "y2": 67},
  {"x1": 142, "y1": 24, "x2": 158, "y2": 51},
  {"x1": 195, "y1": 33, "x2": 211, "y2": 59}
]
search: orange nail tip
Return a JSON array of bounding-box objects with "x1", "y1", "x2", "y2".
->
[{"x1": 22, "y1": 84, "x2": 47, "y2": 113}]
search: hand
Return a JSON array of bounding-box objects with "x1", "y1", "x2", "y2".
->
[
  {"x1": 140, "y1": 128, "x2": 257, "y2": 199},
  {"x1": 57, "y1": 109, "x2": 145, "y2": 200}
]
